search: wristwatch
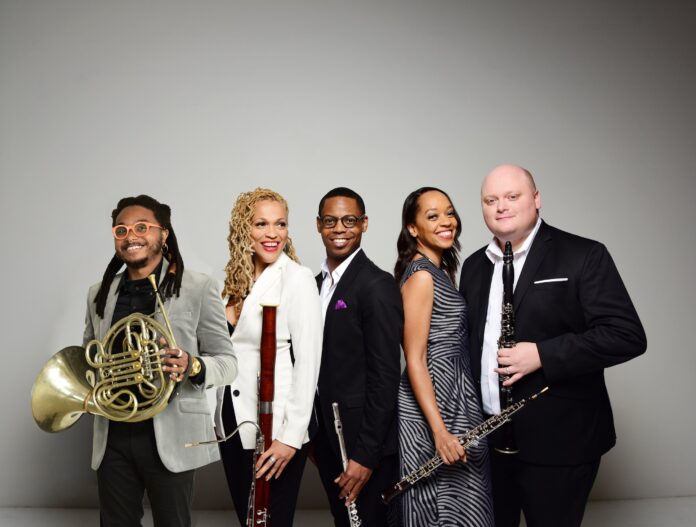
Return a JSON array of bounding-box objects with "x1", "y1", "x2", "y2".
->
[{"x1": 190, "y1": 357, "x2": 202, "y2": 377}]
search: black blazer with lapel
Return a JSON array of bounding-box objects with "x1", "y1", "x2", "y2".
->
[
  {"x1": 315, "y1": 249, "x2": 404, "y2": 470},
  {"x1": 459, "y1": 222, "x2": 646, "y2": 465}
]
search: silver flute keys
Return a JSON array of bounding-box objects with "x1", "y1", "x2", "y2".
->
[{"x1": 332, "y1": 402, "x2": 362, "y2": 527}]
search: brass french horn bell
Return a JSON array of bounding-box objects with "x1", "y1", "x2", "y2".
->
[{"x1": 31, "y1": 274, "x2": 178, "y2": 432}]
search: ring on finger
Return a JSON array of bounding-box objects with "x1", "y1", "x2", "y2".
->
[
  {"x1": 505, "y1": 367, "x2": 511, "y2": 375},
  {"x1": 269, "y1": 455, "x2": 277, "y2": 464}
]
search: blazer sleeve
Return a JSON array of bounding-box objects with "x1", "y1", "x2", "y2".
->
[
  {"x1": 274, "y1": 266, "x2": 323, "y2": 449},
  {"x1": 196, "y1": 275, "x2": 238, "y2": 389},
  {"x1": 352, "y1": 273, "x2": 403, "y2": 469},
  {"x1": 537, "y1": 242, "x2": 647, "y2": 383}
]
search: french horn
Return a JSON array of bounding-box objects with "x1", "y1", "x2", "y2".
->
[{"x1": 31, "y1": 275, "x2": 177, "y2": 433}]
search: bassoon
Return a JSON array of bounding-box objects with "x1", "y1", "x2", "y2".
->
[
  {"x1": 247, "y1": 304, "x2": 277, "y2": 526},
  {"x1": 183, "y1": 303, "x2": 277, "y2": 526},
  {"x1": 496, "y1": 241, "x2": 519, "y2": 454}
]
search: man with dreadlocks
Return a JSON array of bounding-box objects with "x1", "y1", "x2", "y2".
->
[{"x1": 83, "y1": 195, "x2": 237, "y2": 527}]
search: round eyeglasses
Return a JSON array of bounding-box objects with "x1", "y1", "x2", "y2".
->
[
  {"x1": 318, "y1": 215, "x2": 365, "y2": 229},
  {"x1": 112, "y1": 222, "x2": 164, "y2": 240}
]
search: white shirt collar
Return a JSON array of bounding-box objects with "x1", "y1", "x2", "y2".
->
[
  {"x1": 320, "y1": 247, "x2": 362, "y2": 282},
  {"x1": 486, "y1": 217, "x2": 542, "y2": 263}
]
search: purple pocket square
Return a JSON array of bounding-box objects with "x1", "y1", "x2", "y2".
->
[{"x1": 334, "y1": 299, "x2": 348, "y2": 310}]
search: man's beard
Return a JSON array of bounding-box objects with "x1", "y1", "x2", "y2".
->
[{"x1": 120, "y1": 239, "x2": 163, "y2": 269}]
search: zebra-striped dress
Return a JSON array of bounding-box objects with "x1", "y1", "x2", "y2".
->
[{"x1": 397, "y1": 258, "x2": 493, "y2": 527}]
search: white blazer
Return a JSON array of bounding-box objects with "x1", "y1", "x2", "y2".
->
[{"x1": 215, "y1": 252, "x2": 323, "y2": 449}]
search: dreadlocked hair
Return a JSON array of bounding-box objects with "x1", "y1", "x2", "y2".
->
[
  {"x1": 223, "y1": 188, "x2": 299, "y2": 307},
  {"x1": 94, "y1": 195, "x2": 185, "y2": 318}
]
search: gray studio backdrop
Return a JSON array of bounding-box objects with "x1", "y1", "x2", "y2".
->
[{"x1": 1, "y1": 0, "x2": 693, "y2": 511}]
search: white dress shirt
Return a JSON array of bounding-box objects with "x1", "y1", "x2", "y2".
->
[
  {"x1": 481, "y1": 217, "x2": 542, "y2": 414},
  {"x1": 319, "y1": 248, "x2": 362, "y2": 320}
]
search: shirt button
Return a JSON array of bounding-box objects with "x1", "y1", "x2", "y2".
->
[{"x1": 233, "y1": 390, "x2": 240, "y2": 397}]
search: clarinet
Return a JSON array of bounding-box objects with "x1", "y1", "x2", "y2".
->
[
  {"x1": 247, "y1": 304, "x2": 278, "y2": 527},
  {"x1": 381, "y1": 387, "x2": 548, "y2": 504},
  {"x1": 496, "y1": 241, "x2": 518, "y2": 454},
  {"x1": 332, "y1": 403, "x2": 362, "y2": 527}
]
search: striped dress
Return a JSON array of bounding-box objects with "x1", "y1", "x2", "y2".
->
[{"x1": 397, "y1": 258, "x2": 493, "y2": 527}]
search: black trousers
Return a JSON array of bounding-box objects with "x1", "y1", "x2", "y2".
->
[
  {"x1": 490, "y1": 448, "x2": 600, "y2": 527},
  {"x1": 97, "y1": 420, "x2": 195, "y2": 527},
  {"x1": 220, "y1": 387, "x2": 308, "y2": 527},
  {"x1": 313, "y1": 418, "x2": 398, "y2": 527}
]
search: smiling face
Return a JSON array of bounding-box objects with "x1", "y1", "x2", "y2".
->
[
  {"x1": 317, "y1": 196, "x2": 368, "y2": 271},
  {"x1": 408, "y1": 190, "x2": 457, "y2": 262},
  {"x1": 250, "y1": 199, "x2": 289, "y2": 277},
  {"x1": 113, "y1": 205, "x2": 168, "y2": 278},
  {"x1": 481, "y1": 164, "x2": 540, "y2": 250}
]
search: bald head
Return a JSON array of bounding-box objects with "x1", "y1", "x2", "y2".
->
[
  {"x1": 482, "y1": 164, "x2": 537, "y2": 194},
  {"x1": 480, "y1": 164, "x2": 541, "y2": 250}
]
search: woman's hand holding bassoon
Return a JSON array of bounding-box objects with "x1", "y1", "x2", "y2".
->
[{"x1": 255, "y1": 440, "x2": 297, "y2": 481}]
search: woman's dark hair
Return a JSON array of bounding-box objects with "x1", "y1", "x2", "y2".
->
[
  {"x1": 94, "y1": 194, "x2": 184, "y2": 318},
  {"x1": 394, "y1": 187, "x2": 462, "y2": 284}
]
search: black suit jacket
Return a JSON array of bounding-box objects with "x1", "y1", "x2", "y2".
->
[
  {"x1": 459, "y1": 222, "x2": 646, "y2": 465},
  {"x1": 315, "y1": 249, "x2": 404, "y2": 470}
]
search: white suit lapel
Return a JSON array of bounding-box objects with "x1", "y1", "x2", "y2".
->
[{"x1": 237, "y1": 254, "x2": 284, "y2": 321}]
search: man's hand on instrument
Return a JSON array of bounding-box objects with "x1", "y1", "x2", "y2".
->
[
  {"x1": 335, "y1": 459, "x2": 373, "y2": 505},
  {"x1": 256, "y1": 440, "x2": 297, "y2": 481},
  {"x1": 496, "y1": 342, "x2": 541, "y2": 386},
  {"x1": 433, "y1": 428, "x2": 466, "y2": 465},
  {"x1": 159, "y1": 337, "x2": 189, "y2": 382}
]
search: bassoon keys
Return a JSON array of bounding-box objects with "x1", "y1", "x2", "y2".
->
[{"x1": 247, "y1": 304, "x2": 278, "y2": 527}]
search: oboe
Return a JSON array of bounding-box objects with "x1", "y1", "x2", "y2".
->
[
  {"x1": 332, "y1": 402, "x2": 362, "y2": 527},
  {"x1": 381, "y1": 387, "x2": 548, "y2": 504},
  {"x1": 496, "y1": 240, "x2": 519, "y2": 454}
]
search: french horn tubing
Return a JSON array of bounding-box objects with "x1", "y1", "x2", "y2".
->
[{"x1": 31, "y1": 274, "x2": 178, "y2": 432}]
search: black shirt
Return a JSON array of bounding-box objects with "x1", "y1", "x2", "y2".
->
[{"x1": 110, "y1": 261, "x2": 206, "y2": 385}]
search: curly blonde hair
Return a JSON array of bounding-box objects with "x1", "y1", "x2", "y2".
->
[{"x1": 223, "y1": 188, "x2": 299, "y2": 307}]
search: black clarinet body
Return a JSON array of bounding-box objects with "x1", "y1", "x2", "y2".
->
[{"x1": 496, "y1": 241, "x2": 519, "y2": 455}]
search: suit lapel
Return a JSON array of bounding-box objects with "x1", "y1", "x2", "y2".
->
[
  {"x1": 514, "y1": 221, "x2": 552, "y2": 311},
  {"x1": 322, "y1": 249, "x2": 367, "y2": 340},
  {"x1": 236, "y1": 253, "x2": 285, "y2": 331},
  {"x1": 475, "y1": 258, "x2": 494, "y2": 347},
  {"x1": 100, "y1": 273, "x2": 123, "y2": 339}
]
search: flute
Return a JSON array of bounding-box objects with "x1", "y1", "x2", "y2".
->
[{"x1": 332, "y1": 402, "x2": 362, "y2": 527}]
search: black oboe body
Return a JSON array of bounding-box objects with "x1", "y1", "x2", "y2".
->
[{"x1": 496, "y1": 241, "x2": 519, "y2": 454}]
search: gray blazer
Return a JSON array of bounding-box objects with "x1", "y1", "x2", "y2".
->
[{"x1": 83, "y1": 265, "x2": 238, "y2": 472}]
